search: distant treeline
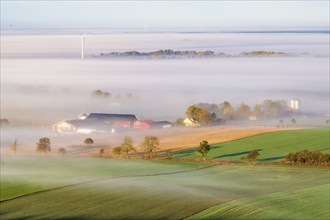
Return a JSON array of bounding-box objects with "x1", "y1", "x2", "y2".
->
[
  {"x1": 99, "y1": 50, "x2": 290, "y2": 58},
  {"x1": 193, "y1": 99, "x2": 300, "y2": 121}
]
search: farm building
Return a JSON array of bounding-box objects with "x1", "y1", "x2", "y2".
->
[
  {"x1": 134, "y1": 120, "x2": 172, "y2": 129},
  {"x1": 183, "y1": 118, "x2": 200, "y2": 127},
  {"x1": 52, "y1": 119, "x2": 114, "y2": 134},
  {"x1": 183, "y1": 118, "x2": 225, "y2": 127},
  {"x1": 149, "y1": 121, "x2": 172, "y2": 129},
  {"x1": 53, "y1": 113, "x2": 172, "y2": 133},
  {"x1": 133, "y1": 120, "x2": 153, "y2": 129},
  {"x1": 53, "y1": 113, "x2": 139, "y2": 134}
]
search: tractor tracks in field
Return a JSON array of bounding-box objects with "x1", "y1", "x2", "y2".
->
[{"x1": 0, "y1": 165, "x2": 216, "y2": 203}]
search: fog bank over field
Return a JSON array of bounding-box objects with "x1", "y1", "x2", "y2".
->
[
  {"x1": 1, "y1": 33, "x2": 329, "y2": 126},
  {"x1": 1, "y1": 33, "x2": 329, "y2": 58}
]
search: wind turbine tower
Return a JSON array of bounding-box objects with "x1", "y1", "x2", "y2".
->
[
  {"x1": 144, "y1": 24, "x2": 147, "y2": 33},
  {"x1": 81, "y1": 34, "x2": 85, "y2": 59}
]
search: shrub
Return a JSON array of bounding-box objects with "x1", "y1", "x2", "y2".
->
[
  {"x1": 58, "y1": 148, "x2": 66, "y2": 156},
  {"x1": 36, "y1": 137, "x2": 51, "y2": 153},
  {"x1": 140, "y1": 136, "x2": 160, "y2": 159},
  {"x1": 112, "y1": 146, "x2": 122, "y2": 157},
  {"x1": 246, "y1": 150, "x2": 260, "y2": 161},
  {"x1": 84, "y1": 138, "x2": 94, "y2": 145},
  {"x1": 10, "y1": 138, "x2": 17, "y2": 154},
  {"x1": 120, "y1": 137, "x2": 135, "y2": 158},
  {"x1": 284, "y1": 150, "x2": 330, "y2": 165},
  {"x1": 165, "y1": 149, "x2": 172, "y2": 159}
]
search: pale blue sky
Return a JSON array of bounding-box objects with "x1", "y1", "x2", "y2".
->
[{"x1": 1, "y1": 1, "x2": 329, "y2": 30}]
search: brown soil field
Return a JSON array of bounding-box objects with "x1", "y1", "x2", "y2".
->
[
  {"x1": 1, "y1": 125, "x2": 305, "y2": 157},
  {"x1": 84, "y1": 125, "x2": 304, "y2": 157}
]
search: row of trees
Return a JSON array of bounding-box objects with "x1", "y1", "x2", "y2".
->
[
  {"x1": 91, "y1": 90, "x2": 136, "y2": 101},
  {"x1": 101, "y1": 136, "x2": 160, "y2": 159},
  {"x1": 190, "y1": 100, "x2": 299, "y2": 121}
]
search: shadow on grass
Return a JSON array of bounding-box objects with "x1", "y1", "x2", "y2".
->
[
  {"x1": 0, "y1": 212, "x2": 92, "y2": 220},
  {"x1": 173, "y1": 147, "x2": 197, "y2": 157},
  {"x1": 258, "y1": 156, "x2": 284, "y2": 161},
  {"x1": 213, "y1": 149, "x2": 263, "y2": 159}
]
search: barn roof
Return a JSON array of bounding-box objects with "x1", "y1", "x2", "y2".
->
[
  {"x1": 87, "y1": 113, "x2": 139, "y2": 122},
  {"x1": 66, "y1": 119, "x2": 111, "y2": 129},
  {"x1": 149, "y1": 121, "x2": 172, "y2": 126}
]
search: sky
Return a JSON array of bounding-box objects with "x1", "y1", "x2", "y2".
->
[{"x1": 1, "y1": 1, "x2": 329, "y2": 30}]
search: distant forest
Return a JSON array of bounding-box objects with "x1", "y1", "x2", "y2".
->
[{"x1": 99, "y1": 50, "x2": 290, "y2": 58}]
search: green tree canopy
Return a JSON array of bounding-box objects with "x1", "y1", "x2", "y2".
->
[
  {"x1": 197, "y1": 140, "x2": 211, "y2": 160},
  {"x1": 120, "y1": 137, "x2": 135, "y2": 158},
  {"x1": 36, "y1": 137, "x2": 51, "y2": 153},
  {"x1": 84, "y1": 138, "x2": 94, "y2": 145},
  {"x1": 140, "y1": 136, "x2": 160, "y2": 158}
]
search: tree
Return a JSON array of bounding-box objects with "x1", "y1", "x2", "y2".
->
[
  {"x1": 219, "y1": 101, "x2": 236, "y2": 120},
  {"x1": 84, "y1": 138, "x2": 94, "y2": 145},
  {"x1": 246, "y1": 150, "x2": 260, "y2": 161},
  {"x1": 36, "y1": 137, "x2": 51, "y2": 153},
  {"x1": 120, "y1": 137, "x2": 135, "y2": 158},
  {"x1": 279, "y1": 119, "x2": 284, "y2": 124},
  {"x1": 91, "y1": 90, "x2": 104, "y2": 97},
  {"x1": 10, "y1": 138, "x2": 17, "y2": 154},
  {"x1": 104, "y1": 92, "x2": 112, "y2": 99},
  {"x1": 291, "y1": 118, "x2": 296, "y2": 124},
  {"x1": 175, "y1": 118, "x2": 185, "y2": 127},
  {"x1": 140, "y1": 136, "x2": 160, "y2": 158},
  {"x1": 325, "y1": 120, "x2": 330, "y2": 125},
  {"x1": 58, "y1": 148, "x2": 66, "y2": 156},
  {"x1": 186, "y1": 105, "x2": 213, "y2": 126},
  {"x1": 262, "y1": 100, "x2": 280, "y2": 118},
  {"x1": 251, "y1": 104, "x2": 264, "y2": 119},
  {"x1": 196, "y1": 103, "x2": 221, "y2": 118},
  {"x1": 99, "y1": 148, "x2": 105, "y2": 156},
  {"x1": 112, "y1": 146, "x2": 122, "y2": 157},
  {"x1": 0, "y1": 119, "x2": 10, "y2": 126},
  {"x1": 197, "y1": 140, "x2": 211, "y2": 160},
  {"x1": 237, "y1": 103, "x2": 251, "y2": 120}
]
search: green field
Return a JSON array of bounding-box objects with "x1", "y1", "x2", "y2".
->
[
  {"x1": 173, "y1": 129, "x2": 330, "y2": 161},
  {"x1": 1, "y1": 156, "x2": 329, "y2": 219}
]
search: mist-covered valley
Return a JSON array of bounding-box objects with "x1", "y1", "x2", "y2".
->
[{"x1": 1, "y1": 32, "x2": 329, "y2": 151}]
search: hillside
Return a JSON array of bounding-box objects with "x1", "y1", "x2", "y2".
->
[
  {"x1": 173, "y1": 129, "x2": 330, "y2": 161},
  {"x1": 1, "y1": 156, "x2": 329, "y2": 219}
]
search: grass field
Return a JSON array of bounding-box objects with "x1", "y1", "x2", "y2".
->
[
  {"x1": 187, "y1": 184, "x2": 330, "y2": 220},
  {"x1": 1, "y1": 156, "x2": 329, "y2": 219},
  {"x1": 173, "y1": 129, "x2": 330, "y2": 161}
]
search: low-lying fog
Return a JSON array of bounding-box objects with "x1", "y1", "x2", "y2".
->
[{"x1": 0, "y1": 32, "x2": 329, "y2": 149}]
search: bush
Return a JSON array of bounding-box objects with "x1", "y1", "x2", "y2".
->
[
  {"x1": 140, "y1": 136, "x2": 160, "y2": 159},
  {"x1": 58, "y1": 148, "x2": 66, "y2": 156},
  {"x1": 165, "y1": 149, "x2": 172, "y2": 159},
  {"x1": 112, "y1": 146, "x2": 122, "y2": 157},
  {"x1": 36, "y1": 137, "x2": 51, "y2": 153},
  {"x1": 284, "y1": 150, "x2": 330, "y2": 165},
  {"x1": 84, "y1": 138, "x2": 94, "y2": 145},
  {"x1": 246, "y1": 150, "x2": 260, "y2": 161}
]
